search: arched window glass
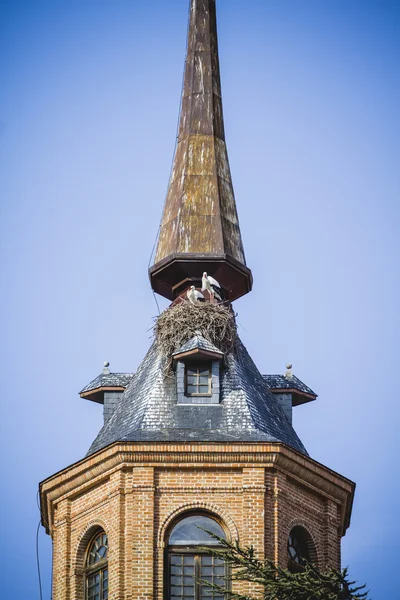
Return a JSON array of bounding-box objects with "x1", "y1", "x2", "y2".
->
[
  {"x1": 169, "y1": 515, "x2": 225, "y2": 545},
  {"x1": 287, "y1": 526, "x2": 314, "y2": 572},
  {"x1": 168, "y1": 514, "x2": 227, "y2": 600},
  {"x1": 85, "y1": 531, "x2": 108, "y2": 600}
]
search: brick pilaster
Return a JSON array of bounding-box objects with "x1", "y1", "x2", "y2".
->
[
  {"x1": 323, "y1": 499, "x2": 340, "y2": 569},
  {"x1": 108, "y1": 470, "x2": 126, "y2": 599},
  {"x1": 273, "y1": 472, "x2": 285, "y2": 567},
  {"x1": 53, "y1": 499, "x2": 71, "y2": 600},
  {"x1": 132, "y1": 467, "x2": 155, "y2": 600},
  {"x1": 242, "y1": 467, "x2": 265, "y2": 597},
  {"x1": 264, "y1": 471, "x2": 274, "y2": 561}
]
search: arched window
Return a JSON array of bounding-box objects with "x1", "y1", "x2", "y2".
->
[
  {"x1": 167, "y1": 514, "x2": 227, "y2": 600},
  {"x1": 85, "y1": 530, "x2": 108, "y2": 600},
  {"x1": 287, "y1": 526, "x2": 315, "y2": 572}
]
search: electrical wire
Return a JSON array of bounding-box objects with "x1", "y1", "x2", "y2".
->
[
  {"x1": 147, "y1": 0, "x2": 192, "y2": 315},
  {"x1": 36, "y1": 520, "x2": 43, "y2": 600},
  {"x1": 152, "y1": 290, "x2": 161, "y2": 315},
  {"x1": 37, "y1": 489, "x2": 52, "y2": 599}
]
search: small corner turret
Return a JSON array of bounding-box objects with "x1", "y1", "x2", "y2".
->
[
  {"x1": 263, "y1": 363, "x2": 317, "y2": 425},
  {"x1": 80, "y1": 361, "x2": 133, "y2": 423},
  {"x1": 149, "y1": 0, "x2": 252, "y2": 303}
]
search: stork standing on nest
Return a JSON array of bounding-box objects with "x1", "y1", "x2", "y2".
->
[
  {"x1": 202, "y1": 272, "x2": 222, "y2": 301},
  {"x1": 186, "y1": 286, "x2": 205, "y2": 304}
]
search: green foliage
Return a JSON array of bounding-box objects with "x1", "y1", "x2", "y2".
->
[{"x1": 197, "y1": 530, "x2": 369, "y2": 600}]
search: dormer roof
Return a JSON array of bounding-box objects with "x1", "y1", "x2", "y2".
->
[
  {"x1": 172, "y1": 333, "x2": 224, "y2": 362},
  {"x1": 263, "y1": 374, "x2": 317, "y2": 406},
  {"x1": 80, "y1": 372, "x2": 134, "y2": 404}
]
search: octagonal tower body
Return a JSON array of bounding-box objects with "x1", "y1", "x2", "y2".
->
[{"x1": 40, "y1": 443, "x2": 354, "y2": 600}]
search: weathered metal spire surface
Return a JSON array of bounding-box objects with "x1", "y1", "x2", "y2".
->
[{"x1": 149, "y1": 0, "x2": 252, "y2": 302}]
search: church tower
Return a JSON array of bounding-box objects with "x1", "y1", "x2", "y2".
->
[{"x1": 40, "y1": 2, "x2": 354, "y2": 600}]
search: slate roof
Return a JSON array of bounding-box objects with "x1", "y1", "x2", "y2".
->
[
  {"x1": 80, "y1": 373, "x2": 134, "y2": 395},
  {"x1": 172, "y1": 334, "x2": 223, "y2": 357},
  {"x1": 262, "y1": 374, "x2": 316, "y2": 397},
  {"x1": 87, "y1": 337, "x2": 308, "y2": 456}
]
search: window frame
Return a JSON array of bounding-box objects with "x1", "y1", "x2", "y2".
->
[
  {"x1": 185, "y1": 363, "x2": 212, "y2": 397},
  {"x1": 165, "y1": 512, "x2": 229, "y2": 600},
  {"x1": 84, "y1": 530, "x2": 109, "y2": 600},
  {"x1": 167, "y1": 549, "x2": 226, "y2": 600}
]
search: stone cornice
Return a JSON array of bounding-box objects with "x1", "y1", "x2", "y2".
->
[{"x1": 40, "y1": 442, "x2": 354, "y2": 536}]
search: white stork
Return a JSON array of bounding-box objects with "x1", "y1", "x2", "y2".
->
[
  {"x1": 201, "y1": 272, "x2": 222, "y2": 301},
  {"x1": 186, "y1": 286, "x2": 205, "y2": 304}
]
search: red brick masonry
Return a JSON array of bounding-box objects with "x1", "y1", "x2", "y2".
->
[{"x1": 40, "y1": 442, "x2": 354, "y2": 600}]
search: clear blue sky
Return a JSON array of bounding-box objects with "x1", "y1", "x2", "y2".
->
[{"x1": 1, "y1": 0, "x2": 399, "y2": 598}]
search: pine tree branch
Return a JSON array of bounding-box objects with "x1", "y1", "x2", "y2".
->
[{"x1": 195, "y1": 529, "x2": 369, "y2": 600}]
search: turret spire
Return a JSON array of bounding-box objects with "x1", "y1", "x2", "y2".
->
[{"x1": 149, "y1": 0, "x2": 252, "y2": 302}]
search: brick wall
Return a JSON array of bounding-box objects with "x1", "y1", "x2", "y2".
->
[{"x1": 41, "y1": 443, "x2": 354, "y2": 600}]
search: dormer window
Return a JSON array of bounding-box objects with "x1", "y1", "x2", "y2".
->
[
  {"x1": 186, "y1": 364, "x2": 212, "y2": 396},
  {"x1": 172, "y1": 332, "x2": 223, "y2": 405}
]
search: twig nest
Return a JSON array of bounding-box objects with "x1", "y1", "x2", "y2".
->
[{"x1": 154, "y1": 301, "x2": 237, "y2": 365}]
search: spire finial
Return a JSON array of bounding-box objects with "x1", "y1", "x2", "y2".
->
[
  {"x1": 285, "y1": 363, "x2": 293, "y2": 380},
  {"x1": 103, "y1": 361, "x2": 110, "y2": 375},
  {"x1": 149, "y1": 0, "x2": 252, "y2": 303}
]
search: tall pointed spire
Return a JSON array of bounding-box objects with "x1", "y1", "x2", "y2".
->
[{"x1": 149, "y1": 0, "x2": 252, "y2": 302}]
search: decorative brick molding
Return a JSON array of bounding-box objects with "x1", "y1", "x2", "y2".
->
[
  {"x1": 40, "y1": 443, "x2": 355, "y2": 538},
  {"x1": 69, "y1": 519, "x2": 110, "y2": 600},
  {"x1": 73, "y1": 519, "x2": 109, "y2": 572}
]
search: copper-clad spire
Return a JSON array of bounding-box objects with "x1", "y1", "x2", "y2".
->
[{"x1": 149, "y1": 0, "x2": 252, "y2": 302}]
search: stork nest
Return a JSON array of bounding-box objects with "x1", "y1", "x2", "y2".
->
[{"x1": 154, "y1": 301, "x2": 237, "y2": 372}]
